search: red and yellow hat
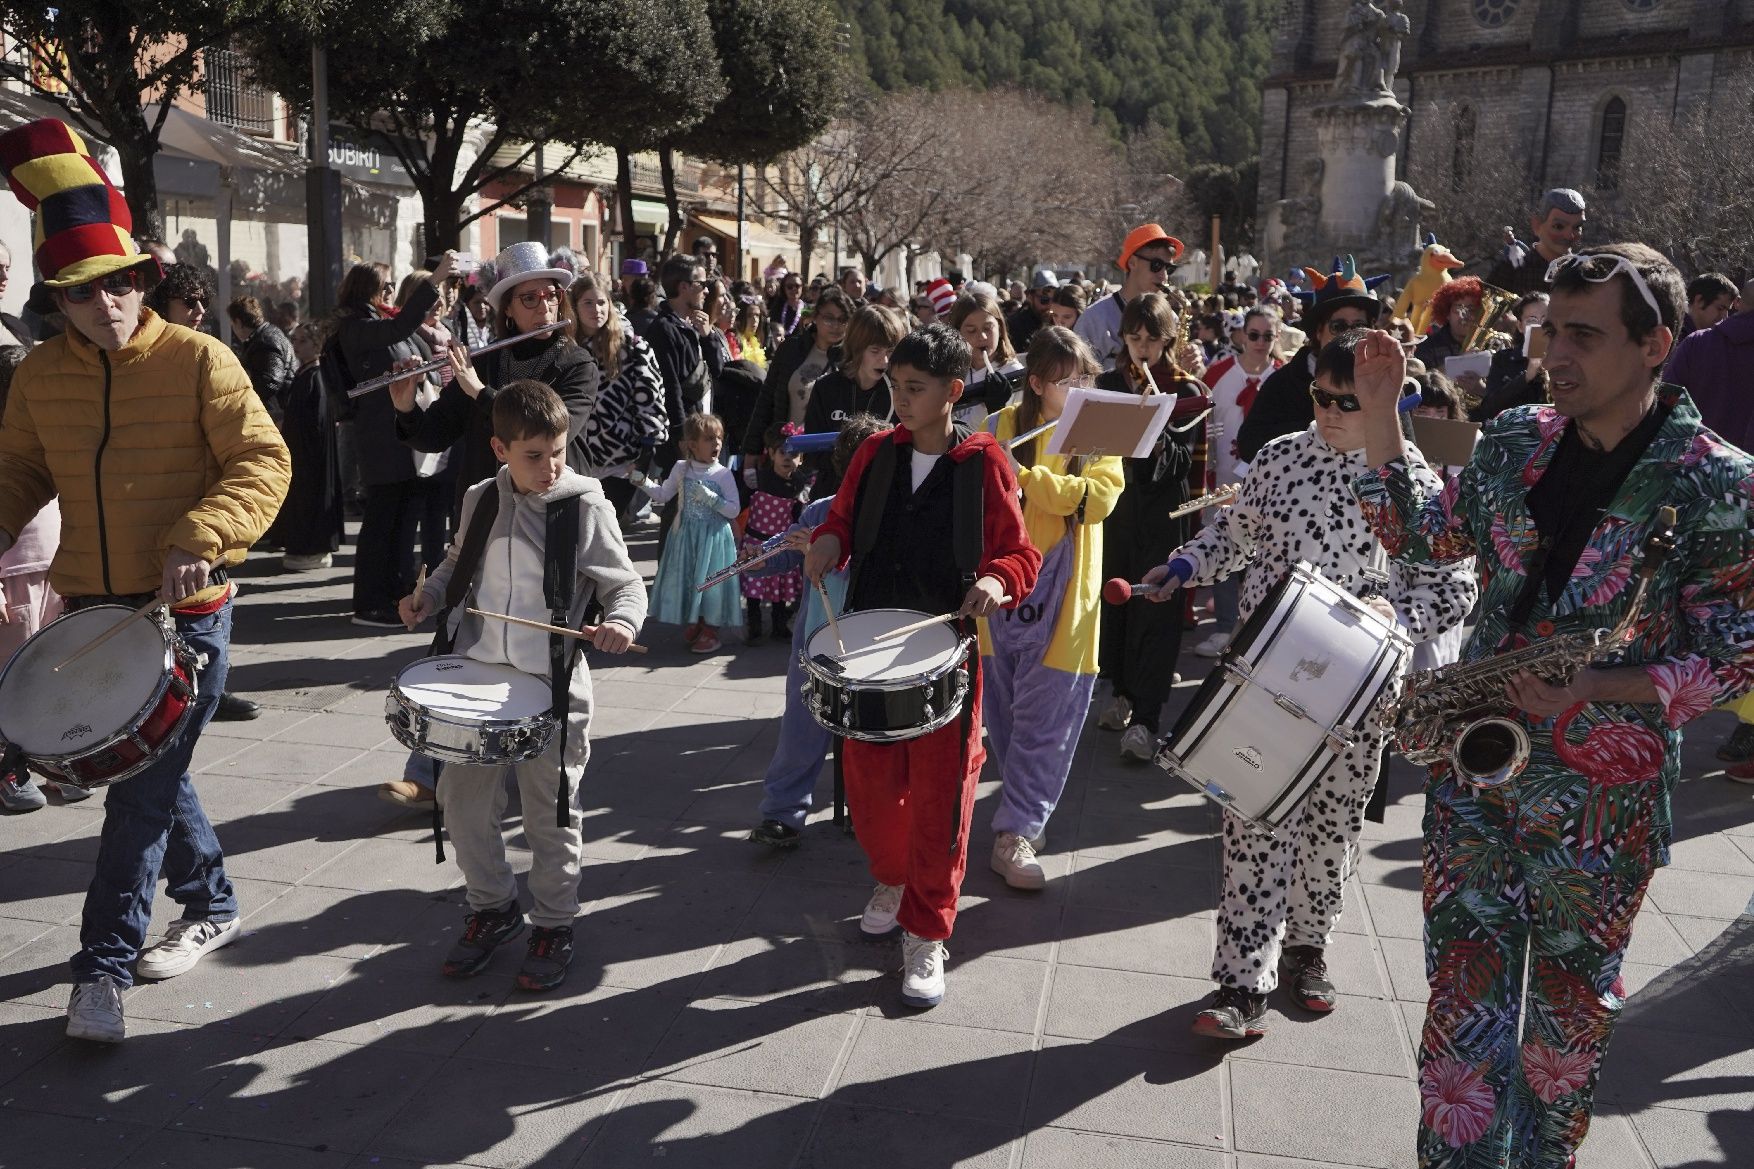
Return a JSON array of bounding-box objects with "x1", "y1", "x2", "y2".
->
[{"x1": 0, "y1": 118, "x2": 158, "y2": 293}]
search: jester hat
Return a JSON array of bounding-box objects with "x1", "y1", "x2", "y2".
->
[
  {"x1": 1293, "y1": 255, "x2": 1389, "y2": 328},
  {"x1": 0, "y1": 118, "x2": 159, "y2": 297}
]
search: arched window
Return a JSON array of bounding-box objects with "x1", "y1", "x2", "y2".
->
[
  {"x1": 1596, "y1": 96, "x2": 1626, "y2": 190},
  {"x1": 1451, "y1": 105, "x2": 1477, "y2": 191}
]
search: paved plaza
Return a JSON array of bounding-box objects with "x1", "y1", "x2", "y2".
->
[{"x1": 2, "y1": 523, "x2": 1752, "y2": 1169}]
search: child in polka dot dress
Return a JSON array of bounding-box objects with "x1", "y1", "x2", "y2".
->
[{"x1": 740, "y1": 422, "x2": 810, "y2": 644}]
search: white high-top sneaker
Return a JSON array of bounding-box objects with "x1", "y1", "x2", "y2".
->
[
  {"x1": 900, "y1": 932, "x2": 947, "y2": 1009},
  {"x1": 860, "y1": 882, "x2": 904, "y2": 938},
  {"x1": 66, "y1": 975, "x2": 125, "y2": 1043},
  {"x1": 990, "y1": 832, "x2": 1045, "y2": 890}
]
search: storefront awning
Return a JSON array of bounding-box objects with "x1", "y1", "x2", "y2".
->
[{"x1": 631, "y1": 198, "x2": 671, "y2": 229}]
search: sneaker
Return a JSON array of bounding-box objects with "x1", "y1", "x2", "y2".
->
[
  {"x1": 136, "y1": 917, "x2": 241, "y2": 981},
  {"x1": 1193, "y1": 631, "x2": 1230, "y2": 658},
  {"x1": 516, "y1": 925, "x2": 574, "y2": 992},
  {"x1": 1726, "y1": 760, "x2": 1754, "y2": 786},
  {"x1": 378, "y1": 779, "x2": 436, "y2": 809},
  {"x1": 1096, "y1": 694, "x2": 1132, "y2": 732},
  {"x1": 1120, "y1": 724, "x2": 1157, "y2": 762},
  {"x1": 1718, "y1": 723, "x2": 1754, "y2": 763},
  {"x1": 66, "y1": 975, "x2": 125, "y2": 1043},
  {"x1": 283, "y1": 552, "x2": 333, "y2": 572},
  {"x1": 442, "y1": 902, "x2": 526, "y2": 978},
  {"x1": 0, "y1": 774, "x2": 47, "y2": 813},
  {"x1": 749, "y1": 819, "x2": 802, "y2": 849},
  {"x1": 990, "y1": 832, "x2": 1046, "y2": 890},
  {"x1": 691, "y1": 631, "x2": 722, "y2": 654},
  {"x1": 860, "y1": 882, "x2": 904, "y2": 938},
  {"x1": 1281, "y1": 944, "x2": 1337, "y2": 1012},
  {"x1": 53, "y1": 782, "x2": 91, "y2": 803},
  {"x1": 1191, "y1": 985, "x2": 1269, "y2": 1040},
  {"x1": 899, "y1": 932, "x2": 947, "y2": 1008},
  {"x1": 351, "y1": 609, "x2": 404, "y2": 629}
]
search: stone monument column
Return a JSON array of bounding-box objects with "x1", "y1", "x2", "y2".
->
[{"x1": 1311, "y1": 95, "x2": 1408, "y2": 249}]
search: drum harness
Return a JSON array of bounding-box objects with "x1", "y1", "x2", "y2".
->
[
  {"x1": 424, "y1": 487, "x2": 583, "y2": 862},
  {"x1": 845, "y1": 432, "x2": 987, "y2": 855}
]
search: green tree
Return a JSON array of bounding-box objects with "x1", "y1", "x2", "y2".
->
[{"x1": 0, "y1": 0, "x2": 300, "y2": 240}]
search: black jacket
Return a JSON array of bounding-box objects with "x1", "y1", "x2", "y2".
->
[
  {"x1": 742, "y1": 324, "x2": 841, "y2": 454},
  {"x1": 396, "y1": 334, "x2": 600, "y2": 512},
  {"x1": 640, "y1": 301, "x2": 724, "y2": 438},
  {"x1": 802, "y1": 367, "x2": 892, "y2": 495},
  {"x1": 1234, "y1": 345, "x2": 1316, "y2": 465},
  {"x1": 1007, "y1": 304, "x2": 1048, "y2": 351},
  {"x1": 340, "y1": 280, "x2": 440, "y2": 487},
  {"x1": 1472, "y1": 346, "x2": 1543, "y2": 421},
  {"x1": 241, "y1": 321, "x2": 296, "y2": 424}
]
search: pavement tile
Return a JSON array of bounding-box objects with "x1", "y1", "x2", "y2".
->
[
  {"x1": 1055, "y1": 903, "x2": 1216, "y2": 980},
  {"x1": 774, "y1": 827, "x2": 887, "y2": 887},
  {"x1": 122, "y1": 948, "x2": 360, "y2": 1037},
  {"x1": 739, "y1": 875, "x2": 867, "y2": 941},
  {"x1": 1065, "y1": 852, "x2": 1216, "y2": 918},
  {"x1": 299, "y1": 836, "x2": 461, "y2": 896},
  {"x1": 268, "y1": 710, "x2": 397, "y2": 751},
  {"x1": 573, "y1": 1080, "x2": 816, "y2": 1168},
  {"x1": 0, "y1": 924, "x2": 85, "y2": 1009},
  {"x1": 1663, "y1": 830, "x2": 1754, "y2": 875},
  {"x1": 1571, "y1": 1104, "x2": 1658, "y2": 1169},
  {"x1": 1379, "y1": 934, "x2": 1429, "y2": 1003},
  {"x1": 0, "y1": 912, "x2": 54, "y2": 960},
  {"x1": 1231, "y1": 1060, "x2": 1417, "y2": 1169},
  {"x1": 1230, "y1": 992, "x2": 1415, "y2": 1078},
  {"x1": 795, "y1": 1101, "x2": 1018, "y2": 1168},
  {"x1": 1071, "y1": 807, "x2": 1222, "y2": 867},
  {"x1": 1321, "y1": 927, "x2": 1395, "y2": 1001},
  {"x1": 871, "y1": 951, "x2": 1049, "y2": 1035},
  {"x1": 7, "y1": 799, "x2": 105, "y2": 863},
  {"x1": 1596, "y1": 1021, "x2": 1754, "y2": 1111},
  {"x1": 454, "y1": 981, "x2": 686, "y2": 1078},
  {"x1": 946, "y1": 889, "x2": 1065, "y2": 963},
  {"x1": 1020, "y1": 1128, "x2": 1226, "y2": 1169},
  {"x1": 124, "y1": 1130, "x2": 354, "y2": 1168},
  {"x1": 1624, "y1": 1102, "x2": 1751, "y2": 1169},
  {"x1": 0, "y1": 1106, "x2": 153, "y2": 1169},
  {"x1": 695, "y1": 934, "x2": 891, "y2": 1013},
  {"x1": 1663, "y1": 913, "x2": 1739, "y2": 955},
  {"x1": 0, "y1": 1000, "x2": 71, "y2": 1085},
  {"x1": 367, "y1": 1054, "x2": 614, "y2": 1167},
  {"x1": 1357, "y1": 880, "x2": 1423, "y2": 940},
  {"x1": 1025, "y1": 1037, "x2": 1223, "y2": 1145},
  {"x1": 281, "y1": 966, "x2": 514, "y2": 1056},
  {"x1": 1644, "y1": 866, "x2": 1754, "y2": 920},
  {"x1": 642, "y1": 995, "x2": 859, "y2": 1098},
  {"x1": 1624, "y1": 906, "x2": 1696, "y2": 964},
  {"x1": 833, "y1": 1015, "x2": 1035, "y2": 1123},
  {"x1": 200, "y1": 708, "x2": 320, "y2": 741},
  {"x1": 1043, "y1": 963, "x2": 1216, "y2": 1053},
  {"x1": 0, "y1": 855, "x2": 95, "y2": 924}
]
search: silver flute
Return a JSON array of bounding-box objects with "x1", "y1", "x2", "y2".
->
[{"x1": 345, "y1": 321, "x2": 569, "y2": 399}]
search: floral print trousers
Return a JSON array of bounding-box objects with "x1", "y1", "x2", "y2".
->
[{"x1": 1416, "y1": 773, "x2": 1655, "y2": 1169}]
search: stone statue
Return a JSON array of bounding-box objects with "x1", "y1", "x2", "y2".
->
[
  {"x1": 1378, "y1": 0, "x2": 1410, "y2": 89},
  {"x1": 1335, "y1": 1, "x2": 1386, "y2": 96},
  {"x1": 1374, "y1": 179, "x2": 1435, "y2": 267}
]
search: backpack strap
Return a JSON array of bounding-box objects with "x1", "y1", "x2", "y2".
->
[
  {"x1": 544, "y1": 495, "x2": 582, "y2": 829},
  {"x1": 846, "y1": 435, "x2": 898, "y2": 602},
  {"x1": 428, "y1": 481, "x2": 502, "y2": 861}
]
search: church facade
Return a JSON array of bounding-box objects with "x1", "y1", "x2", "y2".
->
[{"x1": 1258, "y1": 0, "x2": 1754, "y2": 269}]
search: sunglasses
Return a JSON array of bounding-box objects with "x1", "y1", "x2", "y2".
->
[
  {"x1": 181, "y1": 296, "x2": 208, "y2": 312},
  {"x1": 62, "y1": 269, "x2": 143, "y2": 304},
  {"x1": 515, "y1": 286, "x2": 563, "y2": 309},
  {"x1": 1134, "y1": 257, "x2": 1173, "y2": 274},
  {"x1": 1309, "y1": 387, "x2": 1361, "y2": 413},
  {"x1": 1544, "y1": 252, "x2": 1663, "y2": 322},
  {"x1": 1244, "y1": 330, "x2": 1275, "y2": 342}
]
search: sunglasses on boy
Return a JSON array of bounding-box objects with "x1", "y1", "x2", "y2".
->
[
  {"x1": 61, "y1": 268, "x2": 144, "y2": 304},
  {"x1": 1133, "y1": 256, "x2": 1174, "y2": 275},
  {"x1": 1309, "y1": 387, "x2": 1361, "y2": 413}
]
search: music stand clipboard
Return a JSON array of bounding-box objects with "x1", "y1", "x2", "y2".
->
[
  {"x1": 1045, "y1": 387, "x2": 1172, "y2": 458},
  {"x1": 1409, "y1": 415, "x2": 1481, "y2": 468}
]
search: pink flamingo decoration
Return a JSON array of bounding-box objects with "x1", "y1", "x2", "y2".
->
[{"x1": 1550, "y1": 702, "x2": 1663, "y2": 851}]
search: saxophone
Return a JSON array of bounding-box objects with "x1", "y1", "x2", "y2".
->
[{"x1": 1387, "y1": 506, "x2": 1678, "y2": 786}]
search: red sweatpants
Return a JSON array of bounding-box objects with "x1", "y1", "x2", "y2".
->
[{"x1": 841, "y1": 667, "x2": 985, "y2": 941}]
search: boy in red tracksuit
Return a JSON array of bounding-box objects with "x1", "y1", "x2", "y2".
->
[{"x1": 805, "y1": 323, "x2": 1040, "y2": 1009}]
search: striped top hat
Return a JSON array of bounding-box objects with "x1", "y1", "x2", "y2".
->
[
  {"x1": 0, "y1": 118, "x2": 159, "y2": 296},
  {"x1": 924, "y1": 277, "x2": 956, "y2": 315}
]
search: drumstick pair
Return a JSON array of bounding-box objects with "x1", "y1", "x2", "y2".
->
[
  {"x1": 465, "y1": 607, "x2": 649, "y2": 654},
  {"x1": 52, "y1": 597, "x2": 167, "y2": 673},
  {"x1": 868, "y1": 596, "x2": 1016, "y2": 645}
]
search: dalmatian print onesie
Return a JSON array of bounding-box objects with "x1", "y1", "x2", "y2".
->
[{"x1": 1174, "y1": 424, "x2": 1476, "y2": 993}]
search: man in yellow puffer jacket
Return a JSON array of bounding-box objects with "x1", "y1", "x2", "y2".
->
[{"x1": 0, "y1": 119, "x2": 289, "y2": 1045}]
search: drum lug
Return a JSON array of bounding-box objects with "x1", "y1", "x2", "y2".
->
[
  {"x1": 1323, "y1": 731, "x2": 1352, "y2": 754},
  {"x1": 1222, "y1": 658, "x2": 1253, "y2": 687}
]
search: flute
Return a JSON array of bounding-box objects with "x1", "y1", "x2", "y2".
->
[
  {"x1": 1006, "y1": 419, "x2": 1056, "y2": 450},
  {"x1": 1169, "y1": 485, "x2": 1239, "y2": 519},
  {"x1": 346, "y1": 321, "x2": 570, "y2": 399},
  {"x1": 697, "y1": 531, "x2": 794, "y2": 591}
]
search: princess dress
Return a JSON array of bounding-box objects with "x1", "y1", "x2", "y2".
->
[{"x1": 649, "y1": 473, "x2": 742, "y2": 628}]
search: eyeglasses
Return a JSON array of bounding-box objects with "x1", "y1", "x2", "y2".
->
[
  {"x1": 1244, "y1": 330, "x2": 1275, "y2": 342},
  {"x1": 516, "y1": 286, "x2": 563, "y2": 309},
  {"x1": 1309, "y1": 387, "x2": 1361, "y2": 413},
  {"x1": 380, "y1": 282, "x2": 396, "y2": 296},
  {"x1": 1325, "y1": 317, "x2": 1368, "y2": 335},
  {"x1": 815, "y1": 312, "x2": 849, "y2": 326},
  {"x1": 62, "y1": 269, "x2": 143, "y2": 304},
  {"x1": 1545, "y1": 252, "x2": 1663, "y2": 323},
  {"x1": 181, "y1": 297, "x2": 208, "y2": 312}
]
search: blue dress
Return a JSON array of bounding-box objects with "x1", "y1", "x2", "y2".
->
[{"x1": 649, "y1": 475, "x2": 741, "y2": 627}]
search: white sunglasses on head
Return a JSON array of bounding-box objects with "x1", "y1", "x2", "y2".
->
[{"x1": 1545, "y1": 253, "x2": 1663, "y2": 324}]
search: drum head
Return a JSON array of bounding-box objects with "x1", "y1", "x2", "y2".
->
[
  {"x1": 394, "y1": 656, "x2": 552, "y2": 720},
  {"x1": 0, "y1": 607, "x2": 169, "y2": 755},
  {"x1": 806, "y1": 609, "x2": 962, "y2": 683}
]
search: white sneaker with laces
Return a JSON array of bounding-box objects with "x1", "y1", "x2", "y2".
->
[
  {"x1": 66, "y1": 975, "x2": 125, "y2": 1043},
  {"x1": 1096, "y1": 694, "x2": 1132, "y2": 731},
  {"x1": 136, "y1": 917, "x2": 240, "y2": 981},
  {"x1": 1120, "y1": 724, "x2": 1157, "y2": 762},
  {"x1": 1193, "y1": 631, "x2": 1230, "y2": 658},
  {"x1": 900, "y1": 932, "x2": 947, "y2": 1008},
  {"x1": 990, "y1": 832, "x2": 1046, "y2": 889},
  {"x1": 859, "y1": 882, "x2": 904, "y2": 938}
]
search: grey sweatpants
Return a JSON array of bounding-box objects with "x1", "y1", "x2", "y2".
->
[{"x1": 435, "y1": 667, "x2": 592, "y2": 929}]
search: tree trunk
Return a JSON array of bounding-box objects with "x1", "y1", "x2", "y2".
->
[
  {"x1": 616, "y1": 146, "x2": 638, "y2": 266},
  {"x1": 112, "y1": 129, "x2": 164, "y2": 244},
  {"x1": 658, "y1": 146, "x2": 683, "y2": 257},
  {"x1": 420, "y1": 185, "x2": 466, "y2": 255},
  {"x1": 797, "y1": 224, "x2": 815, "y2": 285}
]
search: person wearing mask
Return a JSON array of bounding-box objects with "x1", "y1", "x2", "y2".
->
[
  {"x1": 1473, "y1": 292, "x2": 1549, "y2": 422},
  {"x1": 1075, "y1": 224, "x2": 1184, "y2": 370},
  {"x1": 227, "y1": 296, "x2": 296, "y2": 427},
  {"x1": 1485, "y1": 187, "x2": 1587, "y2": 296},
  {"x1": 641, "y1": 254, "x2": 724, "y2": 463},
  {"x1": 1007, "y1": 269, "x2": 1059, "y2": 351},
  {"x1": 740, "y1": 285, "x2": 850, "y2": 462}
]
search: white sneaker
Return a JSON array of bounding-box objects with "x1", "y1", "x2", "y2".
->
[
  {"x1": 990, "y1": 832, "x2": 1046, "y2": 890},
  {"x1": 1120, "y1": 724, "x2": 1157, "y2": 762},
  {"x1": 1096, "y1": 694, "x2": 1132, "y2": 731},
  {"x1": 136, "y1": 917, "x2": 240, "y2": 981},
  {"x1": 900, "y1": 932, "x2": 947, "y2": 1009},
  {"x1": 1193, "y1": 631, "x2": 1230, "y2": 658},
  {"x1": 283, "y1": 552, "x2": 333, "y2": 572},
  {"x1": 66, "y1": 975, "x2": 125, "y2": 1043},
  {"x1": 860, "y1": 883, "x2": 904, "y2": 938}
]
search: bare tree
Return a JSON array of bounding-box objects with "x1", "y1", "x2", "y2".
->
[{"x1": 1404, "y1": 100, "x2": 1530, "y2": 277}]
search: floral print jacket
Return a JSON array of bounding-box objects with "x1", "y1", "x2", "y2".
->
[{"x1": 1351, "y1": 385, "x2": 1754, "y2": 864}]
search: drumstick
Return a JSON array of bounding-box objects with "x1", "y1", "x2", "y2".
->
[
  {"x1": 53, "y1": 596, "x2": 167, "y2": 673},
  {"x1": 871, "y1": 597, "x2": 1016, "y2": 644},
  {"x1": 465, "y1": 607, "x2": 649, "y2": 654},
  {"x1": 814, "y1": 579, "x2": 845, "y2": 654}
]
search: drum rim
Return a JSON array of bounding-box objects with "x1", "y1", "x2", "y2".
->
[
  {"x1": 800, "y1": 610, "x2": 965, "y2": 688},
  {"x1": 386, "y1": 687, "x2": 559, "y2": 734}
]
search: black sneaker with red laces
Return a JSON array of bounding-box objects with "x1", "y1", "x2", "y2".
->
[
  {"x1": 517, "y1": 925, "x2": 575, "y2": 992},
  {"x1": 441, "y1": 902, "x2": 525, "y2": 978},
  {"x1": 1281, "y1": 944, "x2": 1337, "y2": 1012},
  {"x1": 1191, "y1": 985, "x2": 1269, "y2": 1040}
]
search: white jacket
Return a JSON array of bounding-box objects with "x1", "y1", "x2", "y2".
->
[{"x1": 419, "y1": 467, "x2": 647, "y2": 679}]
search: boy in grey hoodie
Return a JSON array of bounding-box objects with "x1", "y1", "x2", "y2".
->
[{"x1": 401, "y1": 380, "x2": 647, "y2": 991}]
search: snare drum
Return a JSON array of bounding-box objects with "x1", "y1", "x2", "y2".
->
[
  {"x1": 385, "y1": 655, "x2": 557, "y2": 766},
  {"x1": 799, "y1": 609, "x2": 972, "y2": 743},
  {"x1": 1154, "y1": 562, "x2": 1410, "y2": 832},
  {"x1": 0, "y1": 605, "x2": 201, "y2": 790}
]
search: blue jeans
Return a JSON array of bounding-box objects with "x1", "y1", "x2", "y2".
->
[
  {"x1": 72, "y1": 601, "x2": 238, "y2": 986},
  {"x1": 758, "y1": 631, "x2": 833, "y2": 829},
  {"x1": 1213, "y1": 577, "x2": 1239, "y2": 632}
]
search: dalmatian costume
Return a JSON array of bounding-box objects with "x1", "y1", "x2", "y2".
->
[{"x1": 1174, "y1": 423, "x2": 1476, "y2": 993}]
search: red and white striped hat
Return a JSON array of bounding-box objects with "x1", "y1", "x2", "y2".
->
[{"x1": 925, "y1": 277, "x2": 956, "y2": 315}]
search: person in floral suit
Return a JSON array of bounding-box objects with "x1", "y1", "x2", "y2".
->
[{"x1": 1346, "y1": 243, "x2": 1754, "y2": 1169}]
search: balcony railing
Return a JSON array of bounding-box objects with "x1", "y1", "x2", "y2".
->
[{"x1": 202, "y1": 47, "x2": 276, "y2": 135}]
